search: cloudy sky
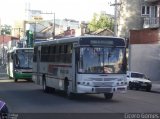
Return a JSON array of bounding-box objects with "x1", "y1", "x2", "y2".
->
[{"x1": 0, "y1": 0, "x2": 114, "y2": 25}]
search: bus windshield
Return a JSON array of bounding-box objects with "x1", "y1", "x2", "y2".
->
[
  {"x1": 14, "y1": 50, "x2": 33, "y2": 69},
  {"x1": 78, "y1": 47, "x2": 126, "y2": 74}
]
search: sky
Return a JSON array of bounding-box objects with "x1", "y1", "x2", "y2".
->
[{"x1": 0, "y1": 0, "x2": 114, "y2": 25}]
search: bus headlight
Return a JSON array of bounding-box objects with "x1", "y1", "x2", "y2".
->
[
  {"x1": 117, "y1": 78, "x2": 123, "y2": 81},
  {"x1": 14, "y1": 69, "x2": 22, "y2": 73},
  {"x1": 79, "y1": 81, "x2": 91, "y2": 86}
]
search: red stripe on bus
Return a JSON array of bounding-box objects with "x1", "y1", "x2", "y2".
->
[{"x1": 48, "y1": 64, "x2": 72, "y2": 68}]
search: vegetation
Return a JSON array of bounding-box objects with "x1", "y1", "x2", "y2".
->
[
  {"x1": 88, "y1": 13, "x2": 114, "y2": 32},
  {"x1": 1, "y1": 24, "x2": 12, "y2": 35}
]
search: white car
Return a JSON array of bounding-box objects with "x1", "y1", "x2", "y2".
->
[{"x1": 127, "y1": 71, "x2": 152, "y2": 92}]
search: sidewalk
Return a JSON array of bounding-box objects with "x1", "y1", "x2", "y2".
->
[{"x1": 0, "y1": 73, "x2": 8, "y2": 78}]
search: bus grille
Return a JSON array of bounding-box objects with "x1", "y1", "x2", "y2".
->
[
  {"x1": 93, "y1": 82, "x2": 114, "y2": 87},
  {"x1": 89, "y1": 78, "x2": 103, "y2": 81},
  {"x1": 95, "y1": 88, "x2": 112, "y2": 93},
  {"x1": 104, "y1": 78, "x2": 115, "y2": 81}
]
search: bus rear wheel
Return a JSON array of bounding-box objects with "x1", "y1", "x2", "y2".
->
[
  {"x1": 42, "y1": 78, "x2": 50, "y2": 93},
  {"x1": 64, "y1": 79, "x2": 74, "y2": 99},
  {"x1": 14, "y1": 78, "x2": 18, "y2": 82},
  {"x1": 104, "y1": 93, "x2": 113, "y2": 100}
]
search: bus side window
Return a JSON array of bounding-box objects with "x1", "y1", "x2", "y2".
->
[
  {"x1": 68, "y1": 44, "x2": 72, "y2": 53},
  {"x1": 14, "y1": 54, "x2": 20, "y2": 67},
  {"x1": 11, "y1": 53, "x2": 14, "y2": 59},
  {"x1": 66, "y1": 44, "x2": 72, "y2": 63},
  {"x1": 33, "y1": 47, "x2": 38, "y2": 62},
  {"x1": 75, "y1": 48, "x2": 79, "y2": 61}
]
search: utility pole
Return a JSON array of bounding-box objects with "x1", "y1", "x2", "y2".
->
[
  {"x1": 13, "y1": 28, "x2": 23, "y2": 40},
  {"x1": 2, "y1": 31, "x2": 5, "y2": 65},
  {"x1": 53, "y1": 13, "x2": 55, "y2": 39},
  {"x1": 18, "y1": 28, "x2": 21, "y2": 40},
  {"x1": 110, "y1": 0, "x2": 121, "y2": 37}
]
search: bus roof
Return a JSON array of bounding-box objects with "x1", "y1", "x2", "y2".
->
[
  {"x1": 34, "y1": 36, "x2": 125, "y2": 46},
  {"x1": 7, "y1": 47, "x2": 33, "y2": 53}
]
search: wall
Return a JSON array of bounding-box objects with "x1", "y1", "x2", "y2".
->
[
  {"x1": 130, "y1": 28, "x2": 160, "y2": 44},
  {"x1": 129, "y1": 44, "x2": 160, "y2": 81},
  {"x1": 0, "y1": 36, "x2": 19, "y2": 44}
]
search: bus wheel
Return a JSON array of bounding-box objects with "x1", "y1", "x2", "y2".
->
[
  {"x1": 129, "y1": 82, "x2": 133, "y2": 90},
  {"x1": 14, "y1": 78, "x2": 18, "y2": 82},
  {"x1": 42, "y1": 78, "x2": 49, "y2": 93},
  {"x1": 64, "y1": 79, "x2": 74, "y2": 99},
  {"x1": 104, "y1": 93, "x2": 113, "y2": 100}
]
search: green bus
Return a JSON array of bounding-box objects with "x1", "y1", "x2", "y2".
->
[{"x1": 7, "y1": 48, "x2": 33, "y2": 82}]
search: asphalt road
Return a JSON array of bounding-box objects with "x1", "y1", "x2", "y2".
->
[{"x1": 0, "y1": 79, "x2": 160, "y2": 114}]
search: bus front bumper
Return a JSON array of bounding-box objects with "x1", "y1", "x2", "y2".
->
[
  {"x1": 77, "y1": 85, "x2": 127, "y2": 94},
  {"x1": 14, "y1": 72, "x2": 32, "y2": 79}
]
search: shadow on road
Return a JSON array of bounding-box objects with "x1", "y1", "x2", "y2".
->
[
  {"x1": 150, "y1": 90, "x2": 160, "y2": 94},
  {"x1": 128, "y1": 88, "x2": 160, "y2": 94},
  {"x1": 0, "y1": 79, "x2": 120, "y2": 103},
  {"x1": 46, "y1": 90, "x2": 120, "y2": 103}
]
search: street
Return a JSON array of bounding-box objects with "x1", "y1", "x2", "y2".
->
[{"x1": 0, "y1": 78, "x2": 160, "y2": 114}]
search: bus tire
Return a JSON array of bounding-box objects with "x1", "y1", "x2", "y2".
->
[
  {"x1": 14, "y1": 78, "x2": 18, "y2": 82},
  {"x1": 104, "y1": 93, "x2": 113, "y2": 100},
  {"x1": 42, "y1": 77, "x2": 49, "y2": 93},
  {"x1": 64, "y1": 79, "x2": 74, "y2": 99},
  {"x1": 129, "y1": 82, "x2": 133, "y2": 90}
]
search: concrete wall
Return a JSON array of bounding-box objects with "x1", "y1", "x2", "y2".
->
[{"x1": 129, "y1": 44, "x2": 160, "y2": 81}]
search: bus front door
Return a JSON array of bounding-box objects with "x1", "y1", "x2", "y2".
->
[{"x1": 37, "y1": 49, "x2": 41, "y2": 84}]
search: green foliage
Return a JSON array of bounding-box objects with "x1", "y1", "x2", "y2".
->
[
  {"x1": 88, "y1": 13, "x2": 114, "y2": 32},
  {"x1": 1, "y1": 24, "x2": 12, "y2": 35},
  {"x1": 88, "y1": 13, "x2": 99, "y2": 32}
]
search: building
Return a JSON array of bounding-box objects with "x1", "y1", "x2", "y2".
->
[
  {"x1": 91, "y1": 28, "x2": 114, "y2": 36},
  {"x1": 117, "y1": 0, "x2": 144, "y2": 38},
  {"x1": 117, "y1": 0, "x2": 160, "y2": 44},
  {"x1": 0, "y1": 35, "x2": 19, "y2": 65},
  {"x1": 117, "y1": 0, "x2": 160, "y2": 81},
  {"x1": 12, "y1": 21, "x2": 24, "y2": 39},
  {"x1": 143, "y1": 0, "x2": 160, "y2": 29},
  {"x1": 131, "y1": 0, "x2": 160, "y2": 44}
]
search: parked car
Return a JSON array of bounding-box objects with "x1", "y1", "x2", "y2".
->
[{"x1": 127, "y1": 71, "x2": 152, "y2": 92}]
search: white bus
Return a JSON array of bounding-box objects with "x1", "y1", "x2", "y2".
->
[
  {"x1": 32, "y1": 36, "x2": 128, "y2": 99},
  {"x1": 7, "y1": 48, "x2": 33, "y2": 82}
]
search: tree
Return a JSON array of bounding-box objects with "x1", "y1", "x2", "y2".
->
[
  {"x1": 88, "y1": 13, "x2": 99, "y2": 32},
  {"x1": 1, "y1": 24, "x2": 12, "y2": 35},
  {"x1": 88, "y1": 13, "x2": 114, "y2": 32}
]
